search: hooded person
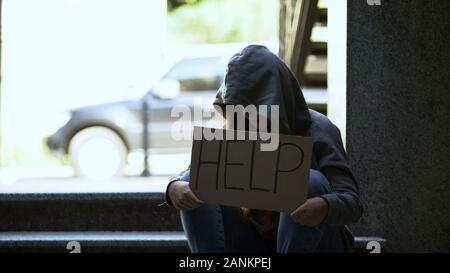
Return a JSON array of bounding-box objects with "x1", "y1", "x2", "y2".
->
[{"x1": 165, "y1": 45, "x2": 363, "y2": 253}]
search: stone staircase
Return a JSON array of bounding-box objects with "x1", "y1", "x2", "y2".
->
[
  {"x1": 0, "y1": 191, "x2": 385, "y2": 253},
  {"x1": 0, "y1": 192, "x2": 187, "y2": 252}
]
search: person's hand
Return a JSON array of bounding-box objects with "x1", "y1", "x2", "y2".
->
[
  {"x1": 290, "y1": 197, "x2": 329, "y2": 227},
  {"x1": 168, "y1": 181, "x2": 203, "y2": 211}
]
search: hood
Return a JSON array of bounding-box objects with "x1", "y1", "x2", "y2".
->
[{"x1": 213, "y1": 45, "x2": 311, "y2": 136}]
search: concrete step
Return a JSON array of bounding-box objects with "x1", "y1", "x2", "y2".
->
[
  {"x1": 0, "y1": 231, "x2": 386, "y2": 253},
  {"x1": 0, "y1": 192, "x2": 182, "y2": 232},
  {"x1": 310, "y1": 41, "x2": 327, "y2": 56},
  {"x1": 316, "y1": 8, "x2": 327, "y2": 25},
  {"x1": 0, "y1": 231, "x2": 188, "y2": 253},
  {"x1": 0, "y1": 191, "x2": 386, "y2": 253},
  {"x1": 353, "y1": 237, "x2": 387, "y2": 253}
]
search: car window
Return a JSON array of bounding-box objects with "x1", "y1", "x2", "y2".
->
[
  {"x1": 178, "y1": 76, "x2": 223, "y2": 92},
  {"x1": 163, "y1": 57, "x2": 226, "y2": 92}
]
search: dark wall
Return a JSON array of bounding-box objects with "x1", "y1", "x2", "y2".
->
[{"x1": 347, "y1": 0, "x2": 450, "y2": 252}]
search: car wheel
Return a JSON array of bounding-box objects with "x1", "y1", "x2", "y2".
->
[{"x1": 69, "y1": 126, "x2": 127, "y2": 180}]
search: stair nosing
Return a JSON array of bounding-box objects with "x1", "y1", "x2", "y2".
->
[{"x1": 0, "y1": 192, "x2": 166, "y2": 201}]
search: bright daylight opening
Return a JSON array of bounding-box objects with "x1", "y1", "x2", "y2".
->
[{"x1": 0, "y1": 0, "x2": 289, "y2": 191}]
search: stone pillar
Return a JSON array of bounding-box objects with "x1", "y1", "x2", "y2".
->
[{"x1": 347, "y1": 0, "x2": 450, "y2": 252}]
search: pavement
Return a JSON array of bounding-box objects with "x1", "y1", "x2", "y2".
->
[
  {"x1": 0, "y1": 153, "x2": 189, "y2": 194},
  {"x1": 0, "y1": 175, "x2": 171, "y2": 194}
]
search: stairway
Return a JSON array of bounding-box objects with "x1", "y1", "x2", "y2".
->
[
  {"x1": 279, "y1": 0, "x2": 329, "y2": 114},
  {"x1": 305, "y1": 2, "x2": 328, "y2": 88},
  {"x1": 0, "y1": 191, "x2": 385, "y2": 253},
  {"x1": 0, "y1": 191, "x2": 187, "y2": 252}
]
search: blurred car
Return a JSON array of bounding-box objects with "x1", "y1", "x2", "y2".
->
[{"x1": 45, "y1": 56, "x2": 327, "y2": 179}]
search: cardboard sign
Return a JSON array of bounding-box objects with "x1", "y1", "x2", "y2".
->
[{"x1": 189, "y1": 126, "x2": 313, "y2": 212}]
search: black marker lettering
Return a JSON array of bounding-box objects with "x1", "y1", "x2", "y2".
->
[
  {"x1": 273, "y1": 143, "x2": 305, "y2": 193},
  {"x1": 249, "y1": 141, "x2": 270, "y2": 192},
  {"x1": 194, "y1": 139, "x2": 223, "y2": 190},
  {"x1": 223, "y1": 140, "x2": 245, "y2": 191}
]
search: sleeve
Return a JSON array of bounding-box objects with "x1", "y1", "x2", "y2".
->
[
  {"x1": 164, "y1": 168, "x2": 190, "y2": 207},
  {"x1": 311, "y1": 120, "x2": 364, "y2": 226}
]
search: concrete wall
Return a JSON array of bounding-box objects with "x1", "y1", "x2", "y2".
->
[{"x1": 347, "y1": 0, "x2": 450, "y2": 252}]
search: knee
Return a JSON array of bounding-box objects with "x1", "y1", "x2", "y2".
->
[{"x1": 307, "y1": 170, "x2": 331, "y2": 198}]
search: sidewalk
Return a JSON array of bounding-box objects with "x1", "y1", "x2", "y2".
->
[{"x1": 0, "y1": 153, "x2": 190, "y2": 193}]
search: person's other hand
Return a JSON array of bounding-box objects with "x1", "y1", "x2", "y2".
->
[
  {"x1": 290, "y1": 197, "x2": 329, "y2": 227},
  {"x1": 168, "y1": 181, "x2": 203, "y2": 211}
]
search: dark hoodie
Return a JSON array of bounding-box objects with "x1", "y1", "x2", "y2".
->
[
  {"x1": 213, "y1": 45, "x2": 363, "y2": 226},
  {"x1": 214, "y1": 45, "x2": 311, "y2": 136},
  {"x1": 166, "y1": 45, "x2": 363, "y2": 249}
]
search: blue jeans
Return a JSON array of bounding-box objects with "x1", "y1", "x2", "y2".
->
[{"x1": 179, "y1": 169, "x2": 346, "y2": 253}]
